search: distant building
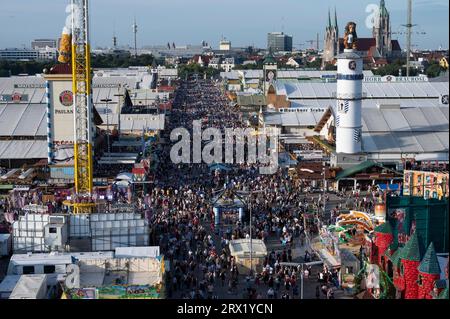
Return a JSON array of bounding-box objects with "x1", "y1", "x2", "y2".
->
[
  {"x1": 219, "y1": 39, "x2": 231, "y2": 51},
  {"x1": 207, "y1": 57, "x2": 235, "y2": 72},
  {"x1": 209, "y1": 57, "x2": 221, "y2": 69},
  {"x1": 323, "y1": 9, "x2": 339, "y2": 64},
  {"x1": 189, "y1": 55, "x2": 212, "y2": 67},
  {"x1": 373, "y1": 0, "x2": 392, "y2": 58},
  {"x1": 323, "y1": 1, "x2": 402, "y2": 65},
  {"x1": 0, "y1": 48, "x2": 57, "y2": 61},
  {"x1": 222, "y1": 58, "x2": 235, "y2": 72},
  {"x1": 0, "y1": 48, "x2": 39, "y2": 61},
  {"x1": 31, "y1": 39, "x2": 57, "y2": 50},
  {"x1": 286, "y1": 57, "x2": 303, "y2": 68},
  {"x1": 267, "y1": 32, "x2": 293, "y2": 53},
  {"x1": 263, "y1": 53, "x2": 277, "y2": 95}
]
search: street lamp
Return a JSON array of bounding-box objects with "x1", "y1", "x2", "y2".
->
[
  {"x1": 322, "y1": 162, "x2": 327, "y2": 223},
  {"x1": 114, "y1": 93, "x2": 124, "y2": 142},
  {"x1": 280, "y1": 261, "x2": 323, "y2": 299},
  {"x1": 100, "y1": 98, "x2": 113, "y2": 166},
  {"x1": 238, "y1": 189, "x2": 265, "y2": 278}
]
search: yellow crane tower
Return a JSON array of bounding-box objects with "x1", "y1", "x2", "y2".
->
[{"x1": 62, "y1": 0, "x2": 95, "y2": 214}]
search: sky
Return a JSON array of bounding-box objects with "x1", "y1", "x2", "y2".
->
[{"x1": 0, "y1": 0, "x2": 448, "y2": 50}]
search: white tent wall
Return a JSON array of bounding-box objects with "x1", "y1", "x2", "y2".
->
[
  {"x1": 0, "y1": 234, "x2": 12, "y2": 256},
  {"x1": 12, "y1": 214, "x2": 49, "y2": 253},
  {"x1": 8, "y1": 274, "x2": 48, "y2": 299},
  {"x1": 90, "y1": 213, "x2": 149, "y2": 251}
]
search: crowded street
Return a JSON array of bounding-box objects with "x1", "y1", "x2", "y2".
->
[{"x1": 144, "y1": 78, "x2": 369, "y2": 299}]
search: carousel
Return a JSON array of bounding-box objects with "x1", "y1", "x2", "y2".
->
[{"x1": 211, "y1": 184, "x2": 246, "y2": 228}]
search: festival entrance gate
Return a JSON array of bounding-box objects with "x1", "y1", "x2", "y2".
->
[{"x1": 211, "y1": 188, "x2": 246, "y2": 228}]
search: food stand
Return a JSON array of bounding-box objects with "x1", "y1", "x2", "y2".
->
[{"x1": 229, "y1": 239, "x2": 267, "y2": 273}]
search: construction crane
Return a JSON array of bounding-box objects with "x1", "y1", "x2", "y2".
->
[
  {"x1": 306, "y1": 39, "x2": 319, "y2": 51},
  {"x1": 60, "y1": 0, "x2": 95, "y2": 214}
]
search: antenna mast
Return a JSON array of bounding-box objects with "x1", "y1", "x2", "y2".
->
[{"x1": 132, "y1": 17, "x2": 138, "y2": 57}]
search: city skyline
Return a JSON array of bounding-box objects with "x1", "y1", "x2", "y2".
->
[{"x1": 0, "y1": 0, "x2": 448, "y2": 50}]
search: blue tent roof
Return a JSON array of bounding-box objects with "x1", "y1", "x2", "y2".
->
[
  {"x1": 209, "y1": 163, "x2": 232, "y2": 171},
  {"x1": 377, "y1": 183, "x2": 400, "y2": 191}
]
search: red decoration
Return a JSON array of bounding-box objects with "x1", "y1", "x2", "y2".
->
[
  {"x1": 401, "y1": 259, "x2": 421, "y2": 299},
  {"x1": 417, "y1": 273, "x2": 440, "y2": 299},
  {"x1": 374, "y1": 232, "x2": 393, "y2": 266}
]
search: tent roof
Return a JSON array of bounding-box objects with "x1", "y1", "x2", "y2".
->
[
  {"x1": 400, "y1": 232, "x2": 423, "y2": 262},
  {"x1": 438, "y1": 287, "x2": 449, "y2": 299},
  {"x1": 418, "y1": 242, "x2": 441, "y2": 275},
  {"x1": 335, "y1": 161, "x2": 379, "y2": 180}
]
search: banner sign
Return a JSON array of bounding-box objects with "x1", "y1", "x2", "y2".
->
[
  {"x1": 14, "y1": 84, "x2": 46, "y2": 89},
  {"x1": 364, "y1": 75, "x2": 429, "y2": 83},
  {"x1": 0, "y1": 93, "x2": 29, "y2": 102}
]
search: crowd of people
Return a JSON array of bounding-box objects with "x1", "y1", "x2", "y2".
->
[
  {"x1": 0, "y1": 77, "x2": 397, "y2": 299},
  {"x1": 143, "y1": 78, "x2": 337, "y2": 299}
]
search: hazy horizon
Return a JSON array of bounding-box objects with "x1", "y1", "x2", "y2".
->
[{"x1": 0, "y1": 0, "x2": 448, "y2": 51}]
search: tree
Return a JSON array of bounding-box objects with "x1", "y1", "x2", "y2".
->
[
  {"x1": 178, "y1": 63, "x2": 221, "y2": 79},
  {"x1": 0, "y1": 53, "x2": 156, "y2": 77},
  {"x1": 305, "y1": 58, "x2": 322, "y2": 69},
  {"x1": 425, "y1": 62, "x2": 443, "y2": 78},
  {"x1": 324, "y1": 63, "x2": 337, "y2": 71},
  {"x1": 234, "y1": 63, "x2": 263, "y2": 70},
  {"x1": 372, "y1": 59, "x2": 419, "y2": 77}
]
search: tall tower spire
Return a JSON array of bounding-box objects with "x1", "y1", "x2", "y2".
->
[
  {"x1": 334, "y1": 7, "x2": 339, "y2": 36},
  {"x1": 328, "y1": 9, "x2": 332, "y2": 29},
  {"x1": 112, "y1": 21, "x2": 117, "y2": 49}
]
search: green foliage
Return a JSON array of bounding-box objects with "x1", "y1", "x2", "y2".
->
[
  {"x1": 178, "y1": 63, "x2": 220, "y2": 79},
  {"x1": 372, "y1": 59, "x2": 418, "y2": 77},
  {"x1": 379, "y1": 269, "x2": 396, "y2": 299},
  {"x1": 324, "y1": 63, "x2": 337, "y2": 71},
  {"x1": 425, "y1": 62, "x2": 444, "y2": 78},
  {"x1": 305, "y1": 58, "x2": 322, "y2": 69},
  {"x1": 91, "y1": 54, "x2": 155, "y2": 68},
  {"x1": 0, "y1": 54, "x2": 157, "y2": 77},
  {"x1": 0, "y1": 60, "x2": 54, "y2": 77},
  {"x1": 234, "y1": 63, "x2": 263, "y2": 70}
]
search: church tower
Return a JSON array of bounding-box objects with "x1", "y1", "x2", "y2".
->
[
  {"x1": 263, "y1": 50, "x2": 277, "y2": 96},
  {"x1": 323, "y1": 8, "x2": 339, "y2": 64},
  {"x1": 373, "y1": 0, "x2": 392, "y2": 57}
]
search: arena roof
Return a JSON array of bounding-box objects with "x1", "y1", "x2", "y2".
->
[
  {"x1": 0, "y1": 76, "x2": 138, "y2": 106},
  {"x1": 265, "y1": 102, "x2": 449, "y2": 156},
  {"x1": 360, "y1": 106, "x2": 449, "y2": 154},
  {"x1": 290, "y1": 98, "x2": 447, "y2": 109},
  {"x1": 119, "y1": 114, "x2": 165, "y2": 132},
  {"x1": 0, "y1": 140, "x2": 47, "y2": 159},
  {"x1": 220, "y1": 70, "x2": 374, "y2": 81},
  {"x1": 275, "y1": 81, "x2": 449, "y2": 99},
  {"x1": 264, "y1": 111, "x2": 324, "y2": 127},
  {"x1": 0, "y1": 103, "x2": 46, "y2": 137}
]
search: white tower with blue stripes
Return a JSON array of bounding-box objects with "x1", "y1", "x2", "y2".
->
[{"x1": 335, "y1": 48, "x2": 363, "y2": 154}]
